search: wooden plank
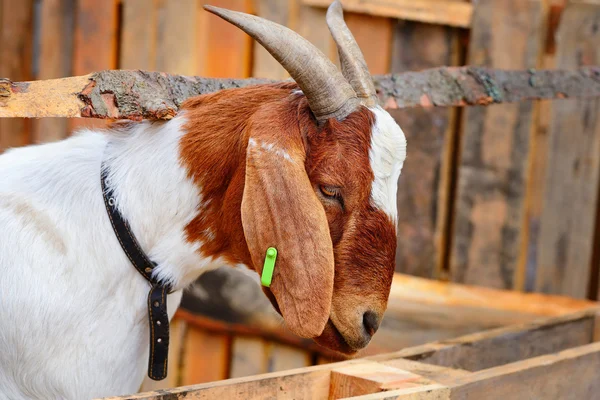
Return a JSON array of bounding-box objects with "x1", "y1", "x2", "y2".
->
[
  {"x1": 450, "y1": 0, "x2": 547, "y2": 290},
  {"x1": 199, "y1": 0, "x2": 253, "y2": 78},
  {"x1": 0, "y1": 0, "x2": 33, "y2": 151},
  {"x1": 32, "y1": 0, "x2": 74, "y2": 144},
  {"x1": 290, "y1": 2, "x2": 332, "y2": 57},
  {"x1": 445, "y1": 341, "x2": 600, "y2": 399},
  {"x1": 102, "y1": 309, "x2": 600, "y2": 400},
  {"x1": 356, "y1": 339, "x2": 600, "y2": 400},
  {"x1": 534, "y1": 2, "x2": 600, "y2": 298},
  {"x1": 343, "y1": 12, "x2": 393, "y2": 75},
  {"x1": 329, "y1": 361, "x2": 435, "y2": 399},
  {"x1": 155, "y1": 0, "x2": 197, "y2": 75},
  {"x1": 303, "y1": 0, "x2": 473, "y2": 28},
  {"x1": 180, "y1": 327, "x2": 230, "y2": 385},
  {"x1": 103, "y1": 361, "x2": 340, "y2": 399},
  {"x1": 266, "y1": 343, "x2": 312, "y2": 372},
  {"x1": 252, "y1": 0, "x2": 290, "y2": 79},
  {"x1": 120, "y1": 0, "x2": 158, "y2": 70},
  {"x1": 70, "y1": 0, "x2": 119, "y2": 132},
  {"x1": 389, "y1": 20, "x2": 460, "y2": 279},
  {"x1": 140, "y1": 318, "x2": 188, "y2": 390},
  {"x1": 519, "y1": 2, "x2": 570, "y2": 292},
  {"x1": 229, "y1": 337, "x2": 268, "y2": 378},
  {"x1": 373, "y1": 310, "x2": 597, "y2": 371}
]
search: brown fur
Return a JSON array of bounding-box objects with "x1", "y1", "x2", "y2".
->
[{"x1": 179, "y1": 83, "x2": 397, "y2": 353}]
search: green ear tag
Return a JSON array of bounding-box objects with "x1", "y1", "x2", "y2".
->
[{"x1": 261, "y1": 247, "x2": 277, "y2": 287}]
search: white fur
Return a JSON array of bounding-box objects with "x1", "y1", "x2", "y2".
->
[
  {"x1": 368, "y1": 106, "x2": 407, "y2": 224},
  {"x1": 248, "y1": 137, "x2": 293, "y2": 163},
  {"x1": 0, "y1": 115, "x2": 228, "y2": 399}
]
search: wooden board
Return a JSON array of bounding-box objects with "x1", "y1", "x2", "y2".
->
[
  {"x1": 0, "y1": 0, "x2": 33, "y2": 151},
  {"x1": 290, "y1": 2, "x2": 331, "y2": 57},
  {"x1": 518, "y1": 0, "x2": 569, "y2": 292},
  {"x1": 450, "y1": 0, "x2": 546, "y2": 290},
  {"x1": 155, "y1": 0, "x2": 197, "y2": 75},
  {"x1": 266, "y1": 343, "x2": 312, "y2": 372},
  {"x1": 180, "y1": 327, "x2": 230, "y2": 385},
  {"x1": 252, "y1": 0, "x2": 291, "y2": 79},
  {"x1": 398, "y1": 311, "x2": 595, "y2": 372},
  {"x1": 120, "y1": 0, "x2": 158, "y2": 70},
  {"x1": 388, "y1": 20, "x2": 460, "y2": 279},
  {"x1": 199, "y1": 0, "x2": 253, "y2": 78},
  {"x1": 104, "y1": 308, "x2": 600, "y2": 400},
  {"x1": 303, "y1": 0, "x2": 473, "y2": 28},
  {"x1": 343, "y1": 12, "x2": 393, "y2": 75},
  {"x1": 229, "y1": 337, "x2": 268, "y2": 378},
  {"x1": 32, "y1": 0, "x2": 75, "y2": 144},
  {"x1": 70, "y1": 0, "x2": 119, "y2": 132},
  {"x1": 534, "y1": 2, "x2": 600, "y2": 298},
  {"x1": 362, "y1": 343, "x2": 600, "y2": 399}
]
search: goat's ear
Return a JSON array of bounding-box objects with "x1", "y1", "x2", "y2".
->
[{"x1": 241, "y1": 114, "x2": 334, "y2": 338}]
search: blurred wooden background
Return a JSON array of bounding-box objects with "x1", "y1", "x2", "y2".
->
[{"x1": 1, "y1": 0, "x2": 600, "y2": 389}]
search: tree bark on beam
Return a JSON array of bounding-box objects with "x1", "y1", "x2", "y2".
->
[{"x1": 1, "y1": 66, "x2": 599, "y2": 120}]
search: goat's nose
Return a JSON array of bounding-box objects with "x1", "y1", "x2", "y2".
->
[{"x1": 362, "y1": 310, "x2": 381, "y2": 338}]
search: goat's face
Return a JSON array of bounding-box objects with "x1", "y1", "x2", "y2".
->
[
  {"x1": 241, "y1": 97, "x2": 406, "y2": 354},
  {"x1": 203, "y1": 1, "x2": 406, "y2": 355}
]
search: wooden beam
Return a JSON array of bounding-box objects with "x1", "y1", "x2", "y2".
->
[
  {"x1": 2, "y1": 67, "x2": 600, "y2": 120},
  {"x1": 0, "y1": 0, "x2": 33, "y2": 150},
  {"x1": 447, "y1": 341, "x2": 600, "y2": 399},
  {"x1": 535, "y1": 2, "x2": 600, "y2": 298},
  {"x1": 101, "y1": 361, "x2": 340, "y2": 400},
  {"x1": 358, "y1": 342, "x2": 600, "y2": 398},
  {"x1": 329, "y1": 361, "x2": 435, "y2": 398},
  {"x1": 32, "y1": 0, "x2": 74, "y2": 144},
  {"x1": 393, "y1": 310, "x2": 596, "y2": 372},
  {"x1": 388, "y1": 19, "x2": 461, "y2": 279},
  {"x1": 70, "y1": 0, "x2": 119, "y2": 132},
  {"x1": 302, "y1": 0, "x2": 473, "y2": 28},
  {"x1": 253, "y1": 0, "x2": 291, "y2": 79},
  {"x1": 450, "y1": 0, "x2": 547, "y2": 290},
  {"x1": 120, "y1": 0, "x2": 158, "y2": 71},
  {"x1": 100, "y1": 309, "x2": 600, "y2": 399}
]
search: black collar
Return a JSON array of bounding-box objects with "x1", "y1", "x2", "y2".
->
[{"x1": 101, "y1": 165, "x2": 171, "y2": 381}]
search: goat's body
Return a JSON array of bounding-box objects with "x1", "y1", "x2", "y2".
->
[{"x1": 0, "y1": 117, "x2": 224, "y2": 399}]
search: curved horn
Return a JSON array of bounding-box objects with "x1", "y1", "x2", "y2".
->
[
  {"x1": 204, "y1": 5, "x2": 360, "y2": 122},
  {"x1": 326, "y1": 1, "x2": 377, "y2": 106}
]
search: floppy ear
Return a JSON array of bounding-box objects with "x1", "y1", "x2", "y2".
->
[{"x1": 241, "y1": 109, "x2": 334, "y2": 338}]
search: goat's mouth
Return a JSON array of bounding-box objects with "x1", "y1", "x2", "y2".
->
[
  {"x1": 314, "y1": 319, "x2": 358, "y2": 356},
  {"x1": 261, "y1": 287, "x2": 358, "y2": 355}
]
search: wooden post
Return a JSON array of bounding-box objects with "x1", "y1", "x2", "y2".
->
[
  {"x1": 0, "y1": 0, "x2": 33, "y2": 151},
  {"x1": 535, "y1": 1, "x2": 600, "y2": 298},
  {"x1": 199, "y1": 0, "x2": 253, "y2": 78},
  {"x1": 389, "y1": 19, "x2": 462, "y2": 279},
  {"x1": 31, "y1": 0, "x2": 75, "y2": 144},
  {"x1": 120, "y1": 0, "x2": 159, "y2": 71},
  {"x1": 70, "y1": 0, "x2": 119, "y2": 132},
  {"x1": 450, "y1": 0, "x2": 547, "y2": 290}
]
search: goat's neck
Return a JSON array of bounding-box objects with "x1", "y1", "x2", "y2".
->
[{"x1": 102, "y1": 115, "x2": 244, "y2": 290}]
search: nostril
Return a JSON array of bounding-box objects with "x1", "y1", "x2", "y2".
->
[{"x1": 362, "y1": 311, "x2": 380, "y2": 337}]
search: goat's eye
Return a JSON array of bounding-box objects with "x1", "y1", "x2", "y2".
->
[{"x1": 320, "y1": 185, "x2": 341, "y2": 199}]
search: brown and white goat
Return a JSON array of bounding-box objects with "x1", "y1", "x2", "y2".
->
[{"x1": 0, "y1": 2, "x2": 406, "y2": 398}]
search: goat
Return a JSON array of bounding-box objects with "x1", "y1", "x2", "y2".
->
[{"x1": 0, "y1": 1, "x2": 406, "y2": 399}]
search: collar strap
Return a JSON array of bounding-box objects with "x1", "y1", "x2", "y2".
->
[{"x1": 101, "y1": 166, "x2": 171, "y2": 381}]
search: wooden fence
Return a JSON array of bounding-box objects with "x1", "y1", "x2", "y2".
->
[
  {"x1": 140, "y1": 272, "x2": 597, "y2": 390},
  {"x1": 1, "y1": 1, "x2": 599, "y2": 294},
  {"x1": 109, "y1": 305, "x2": 600, "y2": 399}
]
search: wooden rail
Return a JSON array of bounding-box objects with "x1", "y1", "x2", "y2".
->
[
  {"x1": 102, "y1": 307, "x2": 600, "y2": 399},
  {"x1": 303, "y1": 0, "x2": 474, "y2": 28},
  {"x1": 1, "y1": 67, "x2": 599, "y2": 120}
]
